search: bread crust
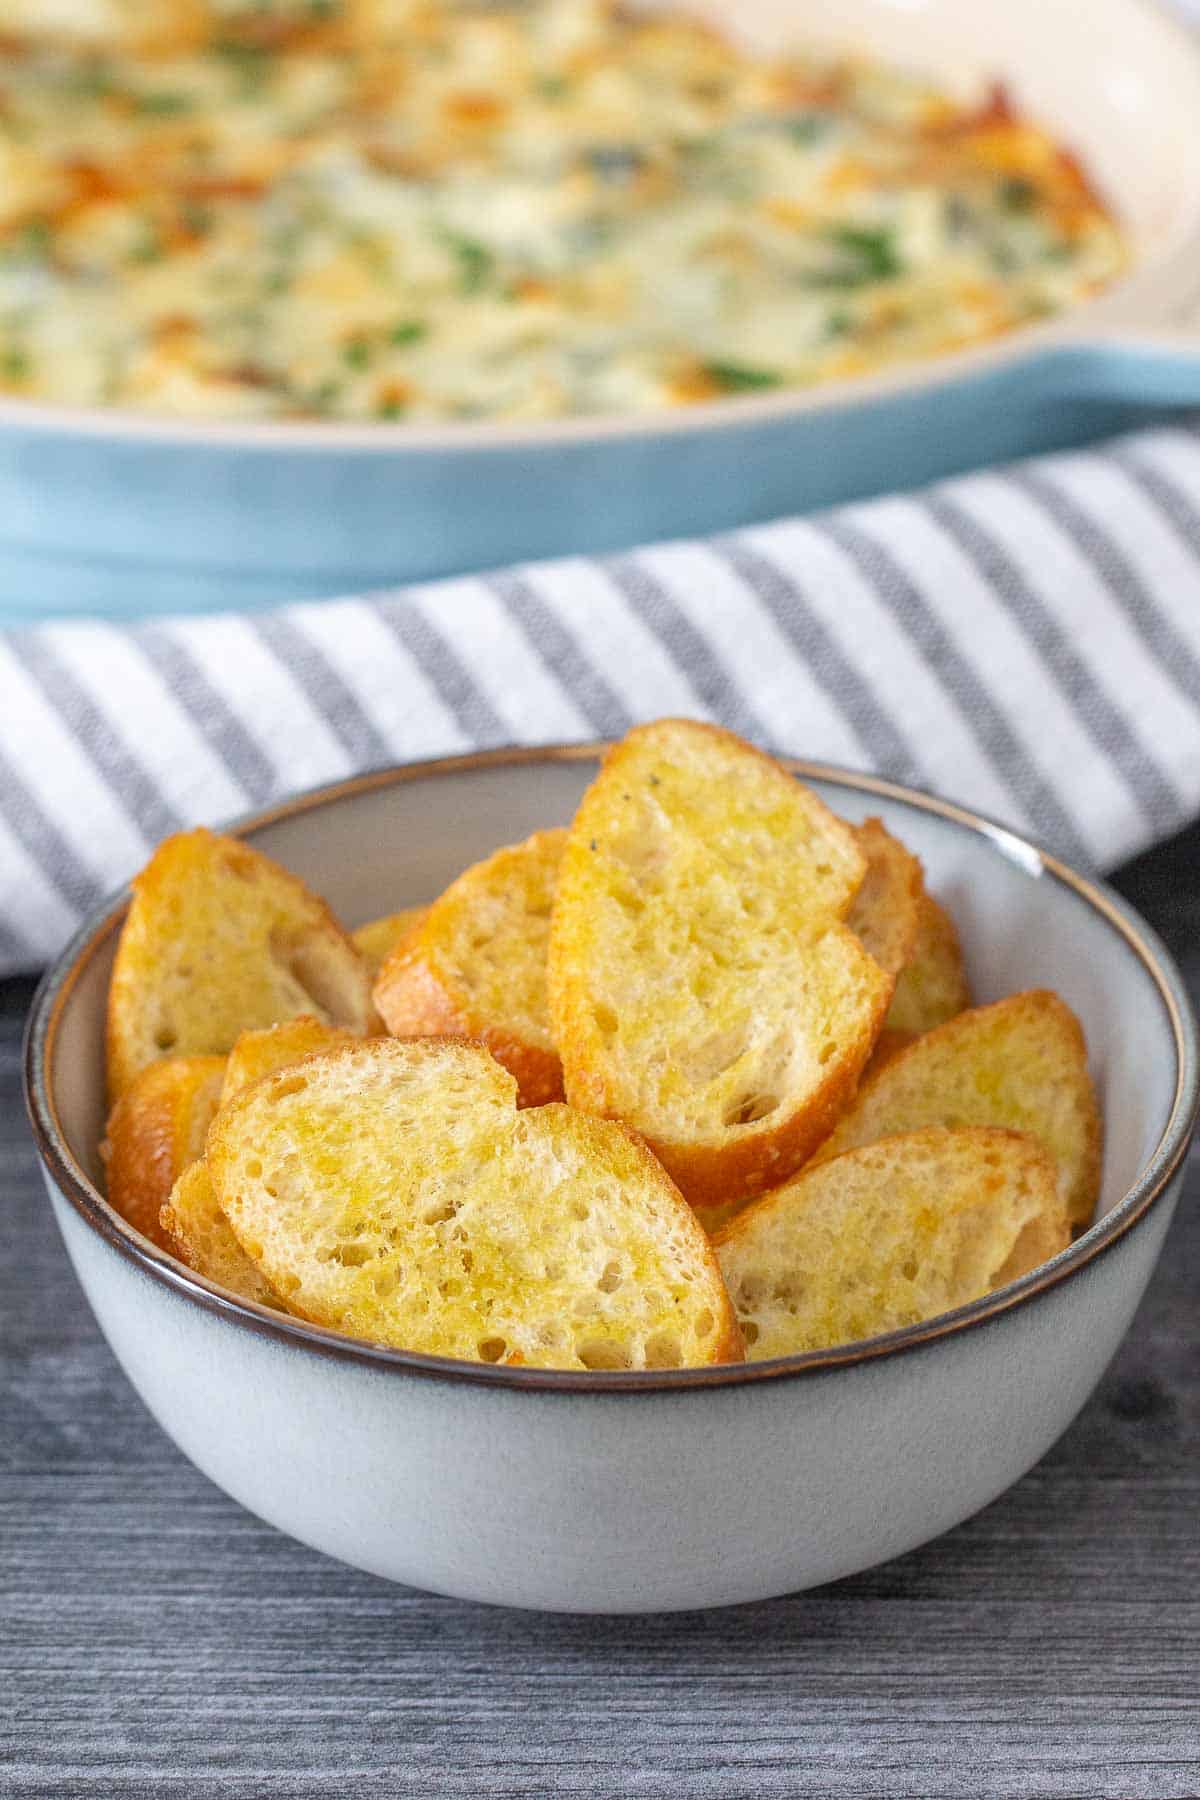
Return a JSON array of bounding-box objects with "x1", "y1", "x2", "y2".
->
[
  {"x1": 101, "y1": 1054, "x2": 226, "y2": 1250},
  {"x1": 159, "y1": 1159, "x2": 290, "y2": 1311}
]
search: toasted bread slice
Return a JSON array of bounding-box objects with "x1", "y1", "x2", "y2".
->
[
  {"x1": 157, "y1": 1018, "x2": 358, "y2": 1308},
  {"x1": 848, "y1": 818, "x2": 923, "y2": 979},
  {"x1": 352, "y1": 907, "x2": 429, "y2": 979},
  {"x1": 207, "y1": 1037, "x2": 741, "y2": 1369},
  {"x1": 160, "y1": 1161, "x2": 285, "y2": 1310},
  {"x1": 220, "y1": 1016, "x2": 360, "y2": 1109},
  {"x1": 548, "y1": 720, "x2": 892, "y2": 1208},
  {"x1": 812, "y1": 991, "x2": 1102, "y2": 1229},
  {"x1": 848, "y1": 824, "x2": 968, "y2": 1037},
  {"x1": 715, "y1": 1127, "x2": 1068, "y2": 1358},
  {"x1": 101, "y1": 1054, "x2": 226, "y2": 1250},
  {"x1": 374, "y1": 830, "x2": 566, "y2": 1107},
  {"x1": 886, "y1": 893, "x2": 970, "y2": 1036},
  {"x1": 107, "y1": 827, "x2": 373, "y2": 1099}
]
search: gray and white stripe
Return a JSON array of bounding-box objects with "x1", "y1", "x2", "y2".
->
[
  {"x1": 603, "y1": 552, "x2": 771, "y2": 743},
  {"x1": 927, "y1": 492, "x2": 1184, "y2": 838},
  {"x1": 4, "y1": 634, "x2": 181, "y2": 848},
  {"x1": 4, "y1": 417, "x2": 1200, "y2": 975},
  {"x1": 136, "y1": 622, "x2": 280, "y2": 806},
  {"x1": 487, "y1": 571, "x2": 634, "y2": 740},
  {"x1": 815, "y1": 510, "x2": 1099, "y2": 868}
]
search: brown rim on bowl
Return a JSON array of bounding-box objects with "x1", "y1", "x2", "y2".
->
[{"x1": 23, "y1": 746, "x2": 1200, "y2": 1394}]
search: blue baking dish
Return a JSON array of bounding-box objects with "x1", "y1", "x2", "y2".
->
[{"x1": 2, "y1": 0, "x2": 1200, "y2": 626}]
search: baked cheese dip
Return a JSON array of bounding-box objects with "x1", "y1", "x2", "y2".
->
[{"x1": 0, "y1": 0, "x2": 1126, "y2": 423}]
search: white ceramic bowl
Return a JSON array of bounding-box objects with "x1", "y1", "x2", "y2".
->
[
  {"x1": 6, "y1": 0, "x2": 1200, "y2": 621},
  {"x1": 24, "y1": 750, "x2": 1198, "y2": 1612}
]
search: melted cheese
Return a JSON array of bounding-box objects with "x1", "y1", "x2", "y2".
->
[{"x1": 0, "y1": 1, "x2": 1126, "y2": 422}]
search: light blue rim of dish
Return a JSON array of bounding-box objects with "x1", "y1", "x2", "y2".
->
[{"x1": 2, "y1": 336, "x2": 1200, "y2": 625}]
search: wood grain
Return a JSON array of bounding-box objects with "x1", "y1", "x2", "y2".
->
[{"x1": 3, "y1": 826, "x2": 1199, "y2": 1798}]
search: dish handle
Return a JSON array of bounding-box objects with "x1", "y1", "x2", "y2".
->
[{"x1": 1042, "y1": 281, "x2": 1200, "y2": 406}]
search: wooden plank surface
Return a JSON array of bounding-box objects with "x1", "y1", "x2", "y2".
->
[{"x1": 3, "y1": 828, "x2": 1198, "y2": 1799}]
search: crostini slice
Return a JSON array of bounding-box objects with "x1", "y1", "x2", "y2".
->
[
  {"x1": 373, "y1": 829, "x2": 566, "y2": 1106},
  {"x1": 107, "y1": 827, "x2": 373, "y2": 1099},
  {"x1": 847, "y1": 818, "x2": 923, "y2": 980},
  {"x1": 219, "y1": 1015, "x2": 361, "y2": 1110},
  {"x1": 207, "y1": 1036, "x2": 742, "y2": 1369},
  {"x1": 548, "y1": 720, "x2": 892, "y2": 1208},
  {"x1": 715, "y1": 1126, "x2": 1069, "y2": 1358},
  {"x1": 886, "y1": 891, "x2": 971, "y2": 1037},
  {"x1": 352, "y1": 906, "x2": 430, "y2": 979},
  {"x1": 161, "y1": 1160, "x2": 285, "y2": 1310},
  {"x1": 102, "y1": 1053, "x2": 226, "y2": 1250},
  {"x1": 812, "y1": 990, "x2": 1102, "y2": 1229},
  {"x1": 157, "y1": 1018, "x2": 361, "y2": 1307}
]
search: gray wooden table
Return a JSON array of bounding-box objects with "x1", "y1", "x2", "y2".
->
[{"x1": 3, "y1": 832, "x2": 1198, "y2": 1799}]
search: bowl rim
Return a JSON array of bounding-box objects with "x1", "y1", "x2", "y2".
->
[{"x1": 23, "y1": 744, "x2": 1200, "y2": 1394}]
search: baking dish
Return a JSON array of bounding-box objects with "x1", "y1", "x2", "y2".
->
[{"x1": 4, "y1": 0, "x2": 1200, "y2": 625}]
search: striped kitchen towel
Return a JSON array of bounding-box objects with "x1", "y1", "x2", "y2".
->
[{"x1": 4, "y1": 417, "x2": 1200, "y2": 975}]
